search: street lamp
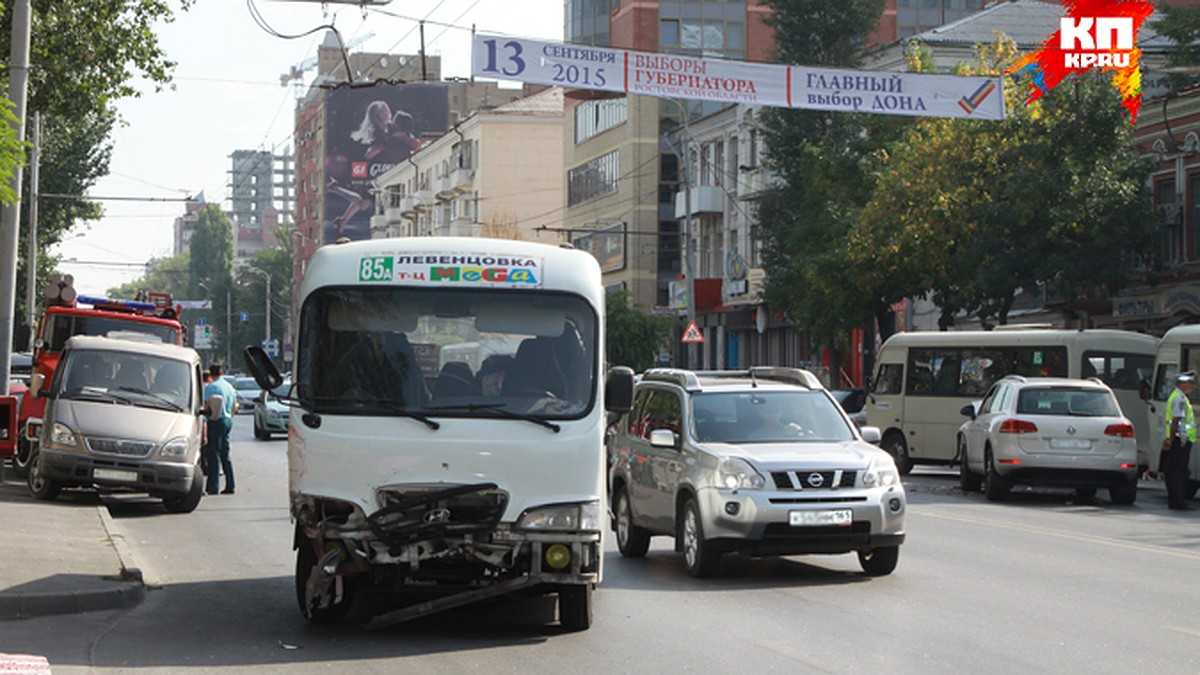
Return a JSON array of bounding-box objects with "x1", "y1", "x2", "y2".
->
[{"x1": 241, "y1": 265, "x2": 271, "y2": 345}]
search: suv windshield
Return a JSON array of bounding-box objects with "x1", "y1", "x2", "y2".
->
[
  {"x1": 690, "y1": 390, "x2": 855, "y2": 443},
  {"x1": 58, "y1": 349, "x2": 192, "y2": 412},
  {"x1": 297, "y1": 287, "x2": 597, "y2": 419}
]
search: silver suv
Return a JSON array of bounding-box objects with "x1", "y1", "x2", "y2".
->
[{"x1": 608, "y1": 367, "x2": 906, "y2": 577}]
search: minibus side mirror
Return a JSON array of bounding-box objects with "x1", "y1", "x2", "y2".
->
[
  {"x1": 605, "y1": 366, "x2": 635, "y2": 414},
  {"x1": 243, "y1": 346, "x2": 283, "y2": 391}
]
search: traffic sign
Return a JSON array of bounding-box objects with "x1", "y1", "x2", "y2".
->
[
  {"x1": 196, "y1": 317, "x2": 206, "y2": 326},
  {"x1": 240, "y1": 311, "x2": 250, "y2": 322},
  {"x1": 682, "y1": 321, "x2": 704, "y2": 343},
  {"x1": 262, "y1": 338, "x2": 280, "y2": 357}
]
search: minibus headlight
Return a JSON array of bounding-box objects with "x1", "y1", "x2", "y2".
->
[
  {"x1": 50, "y1": 422, "x2": 77, "y2": 447},
  {"x1": 517, "y1": 501, "x2": 601, "y2": 531}
]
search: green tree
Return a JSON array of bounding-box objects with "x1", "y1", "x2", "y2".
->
[
  {"x1": 232, "y1": 246, "x2": 293, "y2": 367},
  {"x1": 188, "y1": 204, "x2": 233, "y2": 365},
  {"x1": 855, "y1": 36, "x2": 1155, "y2": 327},
  {"x1": 606, "y1": 289, "x2": 672, "y2": 373},
  {"x1": 1153, "y1": 4, "x2": 1200, "y2": 88},
  {"x1": 756, "y1": 0, "x2": 891, "y2": 368},
  {"x1": 108, "y1": 251, "x2": 190, "y2": 300}
]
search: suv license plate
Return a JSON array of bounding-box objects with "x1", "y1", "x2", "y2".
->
[
  {"x1": 789, "y1": 509, "x2": 852, "y2": 527},
  {"x1": 94, "y1": 468, "x2": 137, "y2": 482}
]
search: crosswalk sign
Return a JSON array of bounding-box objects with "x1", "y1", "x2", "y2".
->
[{"x1": 682, "y1": 321, "x2": 704, "y2": 343}]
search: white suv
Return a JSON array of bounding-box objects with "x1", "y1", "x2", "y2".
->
[
  {"x1": 956, "y1": 376, "x2": 1139, "y2": 504},
  {"x1": 608, "y1": 367, "x2": 906, "y2": 577}
]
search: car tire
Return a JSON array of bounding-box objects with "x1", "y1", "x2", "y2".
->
[
  {"x1": 295, "y1": 539, "x2": 356, "y2": 624},
  {"x1": 983, "y1": 447, "x2": 1009, "y2": 502},
  {"x1": 613, "y1": 485, "x2": 651, "y2": 558},
  {"x1": 680, "y1": 497, "x2": 721, "y2": 578},
  {"x1": 253, "y1": 421, "x2": 267, "y2": 441},
  {"x1": 1110, "y1": 479, "x2": 1138, "y2": 506},
  {"x1": 958, "y1": 437, "x2": 982, "y2": 492},
  {"x1": 858, "y1": 545, "x2": 900, "y2": 576},
  {"x1": 558, "y1": 584, "x2": 593, "y2": 631},
  {"x1": 163, "y1": 467, "x2": 204, "y2": 513},
  {"x1": 27, "y1": 448, "x2": 60, "y2": 501},
  {"x1": 882, "y1": 431, "x2": 913, "y2": 475}
]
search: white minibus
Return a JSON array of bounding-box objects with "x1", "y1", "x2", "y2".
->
[
  {"x1": 244, "y1": 237, "x2": 634, "y2": 631},
  {"x1": 866, "y1": 329, "x2": 1157, "y2": 473},
  {"x1": 1149, "y1": 325, "x2": 1200, "y2": 497}
]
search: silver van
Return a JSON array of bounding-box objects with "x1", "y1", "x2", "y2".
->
[{"x1": 27, "y1": 335, "x2": 206, "y2": 513}]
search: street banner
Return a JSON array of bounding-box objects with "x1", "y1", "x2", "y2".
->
[{"x1": 473, "y1": 34, "x2": 1004, "y2": 121}]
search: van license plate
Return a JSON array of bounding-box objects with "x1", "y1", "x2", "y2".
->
[
  {"x1": 94, "y1": 468, "x2": 137, "y2": 482},
  {"x1": 789, "y1": 509, "x2": 852, "y2": 527}
]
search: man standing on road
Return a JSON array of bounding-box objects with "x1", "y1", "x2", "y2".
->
[
  {"x1": 203, "y1": 364, "x2": 239, "y2": 495},
  {"x1": 1162, "y1": 370, "x2": 1196, "y2": 510}
]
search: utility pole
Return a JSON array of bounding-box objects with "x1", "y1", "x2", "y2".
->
[
  {"x1": 0, "y1": 0, "x2": 32, "y2": 394},
  {"x1": 24, "y1": 112, "x2": 39, "y2": 351}
]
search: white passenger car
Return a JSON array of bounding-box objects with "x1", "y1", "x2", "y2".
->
[{"x1": 956, "y1": 376, "x2": 1138, "y2": 504}]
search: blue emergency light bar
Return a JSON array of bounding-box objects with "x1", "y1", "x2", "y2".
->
[{"x1": 76, "y1": 295, "x2": 157, "y2": 312}]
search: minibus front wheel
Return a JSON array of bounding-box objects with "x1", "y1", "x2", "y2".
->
[{"x1": 882, "y1": 431, "x2": 913, "y2": 475}]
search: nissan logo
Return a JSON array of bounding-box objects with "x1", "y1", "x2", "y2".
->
[
  {"x1": 422, "y1": 508, "x2": 451, "y2": 524},
  {"x1": 807, "y1": 472, "x2": 825, "y2": 487}
]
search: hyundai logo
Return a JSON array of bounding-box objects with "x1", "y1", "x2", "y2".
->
[
  {"x1": 806, "y1": 472, "x2": 825, "y2": 487},
  {"x1": 422, "y1": 508, "x2": 451, "y2": 524}
]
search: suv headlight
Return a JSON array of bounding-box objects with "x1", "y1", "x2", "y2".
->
[
  {"x1": 719, "y1": 457, "x2": 765, "y2": 490},
  {"x1": 160, "y1": 436, "x2": 189, "y2": 460},
  {"x1": 50, "y1": 422, "x2": 77, "y2": 447},
  {"x1": 517, "y1": 501, "x2": 601, "y2": 531},
  {"x1": 862, "y1": 458, "x2": 899, "y2": 489}
]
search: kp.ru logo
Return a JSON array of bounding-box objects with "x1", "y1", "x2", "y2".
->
[{"x1": 1007, "y1": 0, "x2": 1153, "y2": 124}]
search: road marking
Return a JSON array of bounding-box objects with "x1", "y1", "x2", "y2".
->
[{"x1": 912, "y1": 505, "x2": 1200, "y2": 562}]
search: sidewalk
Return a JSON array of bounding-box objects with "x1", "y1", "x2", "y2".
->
[{"x1": 0, "y1": 467, "x2": 143, "y2": 620}]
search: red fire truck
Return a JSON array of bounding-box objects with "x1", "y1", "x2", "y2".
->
[{"x1": 10, "y1": 275, "x2": 184, "y2": 475}]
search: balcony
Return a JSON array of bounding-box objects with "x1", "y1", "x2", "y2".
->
[
  {"x1": 400, "y1": 194, "x2": 422, "y2": 219},
  {"x1": 450, "y1": 165, "x2": 475, "y2": 194},
  {"x1": 674, "y1": 185, "x2": 726, "y2": 219},
  {"x1": 435, "y1": 174, "x2": 455, "y2": 202}
]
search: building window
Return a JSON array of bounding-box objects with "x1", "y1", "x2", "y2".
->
[
  {"x1": 1156, "y1": 177, "x2": 1180, "y2": 266},
  {"x1": 568, "y1": 150, "x2": 620, "y2": 206},
  {"x1": 575, "y1": 97, "x2": 628, "y2": 144}
]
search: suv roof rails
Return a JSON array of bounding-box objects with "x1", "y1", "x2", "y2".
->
[{"x1": 641, "y1": 367, "x2": 823, "y2": 391}]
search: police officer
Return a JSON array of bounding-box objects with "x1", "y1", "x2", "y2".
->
[{"x1": 1162, "y1": 370, "x2": 1197, "y2": 510}]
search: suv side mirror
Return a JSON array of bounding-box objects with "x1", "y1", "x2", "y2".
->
[
  {"x1": 649, "y1": 428, "x2": 678, "y2": 449},
  {"x1": 605, "y1": 366, "x2": 635, "y2": 413}
]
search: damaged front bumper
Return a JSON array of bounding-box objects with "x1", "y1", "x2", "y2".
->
[{"x1": 293, "y1": 483, "x2": 602, "y2": 628}]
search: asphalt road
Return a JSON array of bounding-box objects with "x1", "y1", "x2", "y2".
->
[{"x1": 3, "y1": 421, "x2": 1199, "y2": 674}]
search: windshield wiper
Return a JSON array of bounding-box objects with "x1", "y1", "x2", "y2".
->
[
  {"x1": 308, "y1": 396, "x2": 440, "y2": 430},
  {"x1": 62, "y1": 387, "x2": 124, "y2": 404},
  {"x1": 426, "y1": 403, "x2": 561, "y2": 433},
  {"x1": 113, "y1": 386, "x2": 184, "y2": 412}
]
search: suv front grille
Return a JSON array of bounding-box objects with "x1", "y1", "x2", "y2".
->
[
  {"x1": 85, "y1": 437, "x2": 156, "y2": 457},
  {"x1": 771, "y1": 470, "x2": 858, "y2": 490}
]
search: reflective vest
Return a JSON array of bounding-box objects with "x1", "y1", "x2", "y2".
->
[{"x1": 1166, "y1": 388, "x2": 1197, "y2": 443}]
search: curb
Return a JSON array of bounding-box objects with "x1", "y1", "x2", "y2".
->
[{"x1": 0, "y1": 505, "x2": 145, "y2": 621}]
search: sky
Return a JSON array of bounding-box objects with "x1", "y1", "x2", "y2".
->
[{"x1": 51, "y1": 0, "x2": 563, "y2": 297}]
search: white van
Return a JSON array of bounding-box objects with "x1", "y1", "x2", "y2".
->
[
  {"x1": 245, "y1": 237, "x2": 633, "y2": 631},
  {"x1": 867, "y1": 329, "x2": 1157, "y2": 473},
  {"x1": 1148, "y1": 325, "x2": 1200, "y2": 495}
]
